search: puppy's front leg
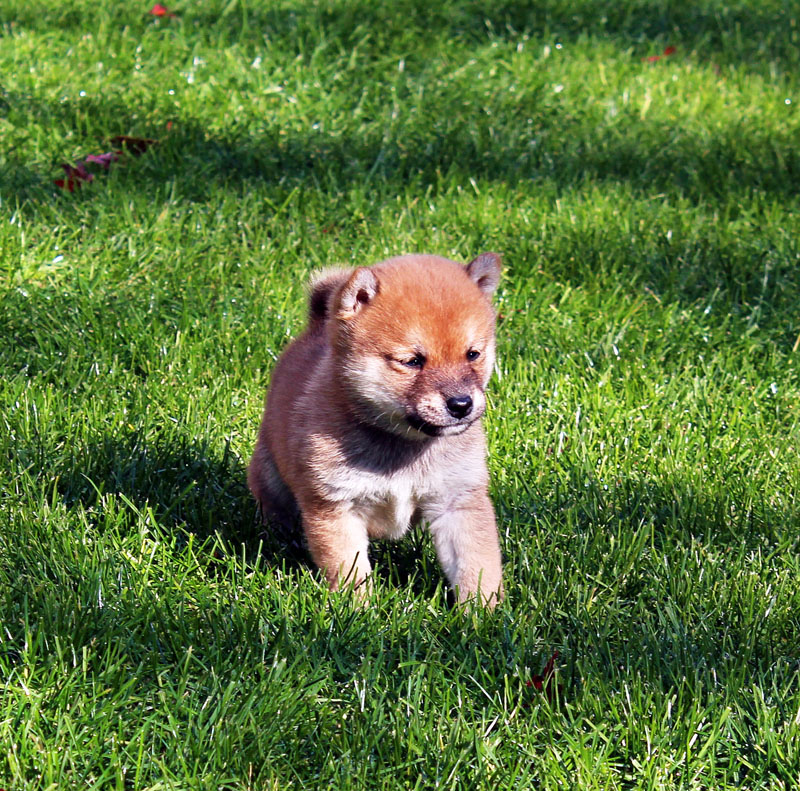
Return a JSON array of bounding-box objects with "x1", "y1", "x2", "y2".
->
[
  {"x1": 302, "y1": 505, "x2": 371, "y2": 592},
  {"x1": 427, "y1": 492, "x2": 503, "y2": 607}
]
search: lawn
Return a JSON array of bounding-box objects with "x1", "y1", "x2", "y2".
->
[{"x1": 1, "y1": 0, "x2": 800, "y2": 788}]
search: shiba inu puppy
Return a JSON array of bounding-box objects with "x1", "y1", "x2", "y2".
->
[{"x1": 248, "y1": 253, "x2": 503, "y2": 605}]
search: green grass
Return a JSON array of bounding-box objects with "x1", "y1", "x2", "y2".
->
[{"x1": 2, "y1": 0, "x2": 800, "y2": 788}]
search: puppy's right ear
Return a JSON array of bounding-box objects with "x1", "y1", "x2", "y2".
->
[
  {"x1": 336, "y1": 267, "x2": 379, "y2": 319},
  {"x1": 308, "y1": 268, "x2": 351, "y2": 325}
]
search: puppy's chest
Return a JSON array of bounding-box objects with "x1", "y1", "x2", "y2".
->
[
  {"x1": 326, "y1": 466, "x2": 441, "y2": 540},
  {"x1": 310, "y1": 433, "x2": 483, "y2": 537},
  {"x1": 357, "y1": 482, "x2": 418, "y2": 540}
]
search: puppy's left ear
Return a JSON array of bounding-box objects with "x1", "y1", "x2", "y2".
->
[{"x1": 466, "y1": 252, "x2": 502, "y2": 297}]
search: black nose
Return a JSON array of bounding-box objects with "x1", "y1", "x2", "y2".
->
[{"x1": 446, "y1": 395, "x2": 473, "y2": 418}]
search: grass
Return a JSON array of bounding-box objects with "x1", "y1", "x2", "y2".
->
[{"x1": 1, "y1": 0, "x2": 799, "y2": 788}]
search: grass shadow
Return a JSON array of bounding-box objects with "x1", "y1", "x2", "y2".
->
[
  {"x1": 57, "y1": 431, "x2": 313, "y2": 571},
  {"x1": 5, "y1": 91, "x2": 799, "y2": 203},
  {"x1": 497, "y1": 468, "x2": 799, "y2": 677}
]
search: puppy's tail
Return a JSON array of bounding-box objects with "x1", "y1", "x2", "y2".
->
[{"x1": 307, "y1": 268, "x2": 351, "y2": 327}]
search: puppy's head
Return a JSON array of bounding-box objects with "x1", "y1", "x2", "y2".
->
[{"x1": 327, "y1": 253, "x2": 501, "y2": 440}]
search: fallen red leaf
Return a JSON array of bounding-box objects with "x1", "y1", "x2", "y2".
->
[
  {"x1": 56, "y1": 163, "x2": 88, "y2": 192},
  {"x1": 60, "y1": 162, "x2": 94, "y2": 185},
  {"x1": 54, "y1": 133, "x2": 158, "y2": 194},
  {"x1": 150, "y1": 4, "x2": 176, "y2": 17},
  {"x1": 525, "y1": 651, "x2": 562, "y2": 703},
  {"x1": 85, "y1": 151, "x2": 120, "y2": 169},
  {"x1": 109, "y1": 136, "x2": 158, "y2": 155},
  {"x1": 644, "y1": 46, "x2": 677, "y2": 63}
]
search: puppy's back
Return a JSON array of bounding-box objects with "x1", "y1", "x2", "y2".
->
[{"x1": 257, "y1": 269, "x2": 348, "y2": 457}]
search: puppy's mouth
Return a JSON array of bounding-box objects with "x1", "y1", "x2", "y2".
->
[
  {"x1": 405, "y1": 414, "x2": 443, "y2": 436},
  {"x1": 405, "y1": 414, "x2": 470, "y2": 437}
]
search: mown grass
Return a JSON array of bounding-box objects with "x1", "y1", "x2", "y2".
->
[{"x1": 1, "y1": 1, "x2": 799, "y2": 788}]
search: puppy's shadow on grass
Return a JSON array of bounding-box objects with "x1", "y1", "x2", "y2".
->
[
  {"x1": 55, "y1": 429, "x2": 450, "y2": 600},
  {"x1": 370, "y1": 527, "x2": 446, "y2": 602},
  {"x1": 59, "y1": 432, "x2": 310, "y2": 573}
]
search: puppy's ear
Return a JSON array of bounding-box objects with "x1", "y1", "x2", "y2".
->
[
  {"x1": 466, "y1": 252, "x2": 502, "y2": 296},
  {"x1": 308, "y1": 268, "x2": 351, "y2": 325},
  {"x1": 336, "y1": 267, "x2": 379, "y2": 319}
]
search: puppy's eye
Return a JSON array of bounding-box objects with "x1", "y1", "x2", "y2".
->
[
  {"x1": 466, "y1": 349, "x2": 481, "y2": 361},
  {"x1": 403, "y1": 355, "x2": 425, "y2": 369}
]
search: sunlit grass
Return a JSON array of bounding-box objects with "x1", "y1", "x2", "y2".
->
[{"x1": 1, "y1": 1, "x2": 799, "y2": 788}]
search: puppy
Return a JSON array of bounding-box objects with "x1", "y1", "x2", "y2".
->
[{"x1": 248, "y1": 253, "x2": 503, "y2": 606}]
